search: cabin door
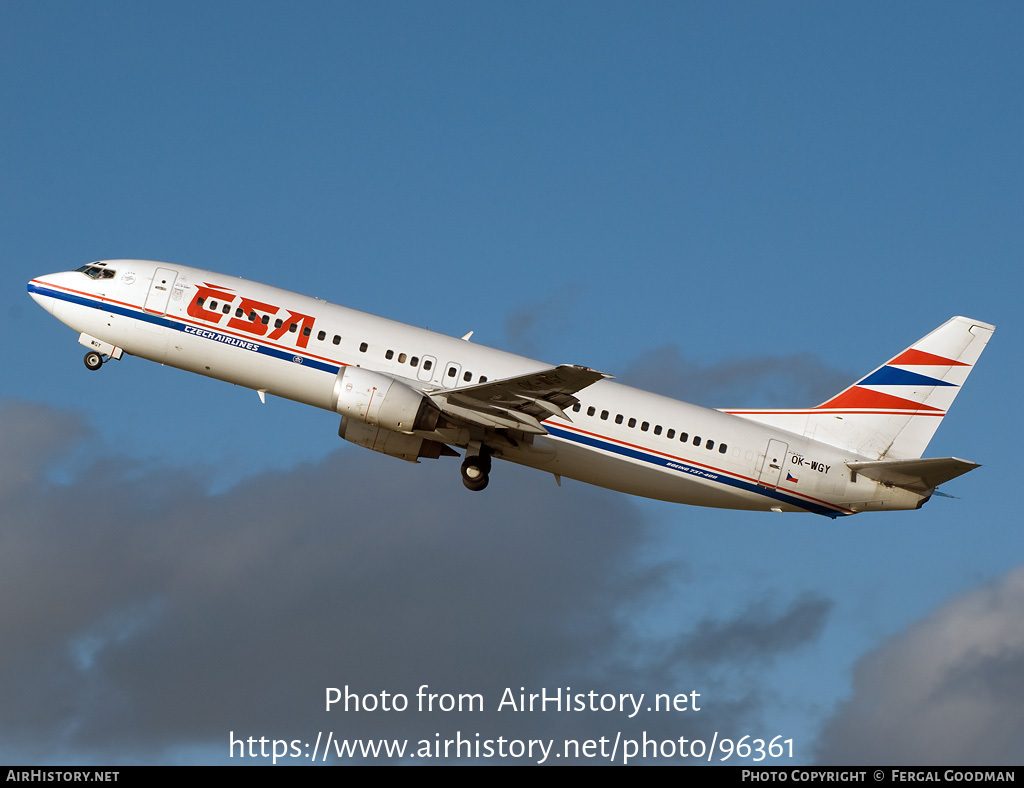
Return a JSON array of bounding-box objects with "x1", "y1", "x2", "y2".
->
[
  {"x1": 144, "y1": 267, "x2": 178, "y2": 314},
  {"x1": 757, "y1": 440, "x2": 788, "y2": 488}
]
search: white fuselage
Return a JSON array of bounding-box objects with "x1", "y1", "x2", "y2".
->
[{"x1": 28, "y1": 261, "x2": 929, "y2": 517}]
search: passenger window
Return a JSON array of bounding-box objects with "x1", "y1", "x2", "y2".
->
[
  {"x1": 615, "y1": 414, "x2": 623, "y2": 424},
  {"x1": 385, "y1": 350, "x2": 394, "y2": 360},
  {"x1": 209, "y1": 300, "x2": 218, "y2": 310},
  {"x1": 641, "y1": 421, "x2": 649, "y2": 432},
  {"x1": 479, "y1": 376, "x2": 487, "y2": 383},
  {"x1": 667, "y1": 429, "x2": 675, "y2": 439},
  {"x1": 333, "y1": 335, "x2": 341, "y2": 345},
  {"x1": 679, "y1": 432, "x2": 688, "y2": 442},
  {"x1": 359, "y1": 342, "x2": 368, "y2": 352},
  {"x1": 572, "y1": 404, "x2": 581, "y2": 412},
  {"x1": 261, "y1": 314, "x2": 270, "y2": 325},
  {"x1": 398, "y1": 353, "x2": 407, "y2": 363},
  {"x1": 222, "y1": 303, "x2": 231, "y2": 314},
  {"x1": 587, "y1": 406, "x2": 596, "y2": 416},
  {"x1": 654, "y1": 425, "x2": 662, "y2": 435},
  {"x1": 706, "y1": 440, "x2": 714, "y2": 451},
  {"x1": 289, "y1": 323, "x2": 297, "y2": 332},
  {"x1": 693, "y1": 436, "x2": 701, "y2": 447},
  {"x1": 236, "y1": 308, "x2": 244, "y2": 318},
  {"x1": 411, "y1": 356, "x2": 419, "y2": 367},
  {"x1": 464, "y1": 371, "x2": 472, "y2": 382},
  {"x1": 719, "y1": 444, "x2": 728, "y2": 454},
  {"x1": 274, "y1": 318, "x2": 283, "y2": 329},
  {"x1": 317, "y1": 330, "x2": 326, "y2": 341},
  {"x1": 447, "y1": 366, "x2": 457, "y2": 378},
  {"x1": 628, "y1": 418, "x2": 636, "y2": 428},
  {"x1": 601, "y1": 410, "x2": 609, "y2": 420},
  {"x1": 423, "y1": 359, "x2": 432, "y2": 371}
]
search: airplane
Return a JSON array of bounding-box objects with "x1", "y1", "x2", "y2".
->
[{"x1": 27, "y1": 260, "x2": 994, "y2": 517}]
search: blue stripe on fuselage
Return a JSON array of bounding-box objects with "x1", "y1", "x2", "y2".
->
[
  {"x1": 30, "y1": 281, "x2": 849, "y2": 517},
  {"x1": 545, "y1": 424, "x2": 846, "y2": 518},
  {"x1": 27, "y1": 282, "x2": 342, "y2": 375}
]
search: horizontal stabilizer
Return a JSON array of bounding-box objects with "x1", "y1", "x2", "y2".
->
[{"x1": 846, "y1": 457, "x2": 980, "y2": 493}]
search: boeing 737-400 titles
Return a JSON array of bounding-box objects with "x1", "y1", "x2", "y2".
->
[{"x1": 28, "y1": 261, "x2": 994, "y2": 517}]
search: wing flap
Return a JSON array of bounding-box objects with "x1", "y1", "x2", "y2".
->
[{"x1": 432, "y1": 364, "x2": 607, "y2": 433}]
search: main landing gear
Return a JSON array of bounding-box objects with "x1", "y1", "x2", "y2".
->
[
  {"x1": 83, "y1": 351, "x2": 104, "y2": 370},
  {"x1": 461, "y1": 451, "x2": 492, "y2": 492}
]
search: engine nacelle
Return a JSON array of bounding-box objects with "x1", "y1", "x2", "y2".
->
[
  {"x1": 331, "y1": 366, "x2": 440, "y2": 434},
  {"x1": 339, "y1": 417, "x2": 448, "y2": 463}
]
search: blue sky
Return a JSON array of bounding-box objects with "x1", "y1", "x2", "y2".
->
[{"x1": 3, "y1": 2, "x2": 1021, "y2": 764}]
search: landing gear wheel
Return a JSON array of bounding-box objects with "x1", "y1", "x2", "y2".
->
[
  {"x1": 461, "y1": 455, "x2": 491, "y2": 492},
  {"x1": 463, "y1": 474, "x2": 488, "y2": 492},
  {"x1": 84, "y1": 351, "x2": 104, "y2": 371}
]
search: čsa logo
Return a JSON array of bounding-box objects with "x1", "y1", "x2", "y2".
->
[{"x1": 187, "y1": 282, "x2": 315, "y2": 349}]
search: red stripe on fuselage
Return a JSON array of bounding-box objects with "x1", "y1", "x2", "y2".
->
[
  {"x1": 548, "y1": 420, "x2": 854, "y2": 515},
  {"x1": 33, "y1": 280, "x2": 349, "y2": 371}
]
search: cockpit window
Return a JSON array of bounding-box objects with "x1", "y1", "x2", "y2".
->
[{"x1": 75, "y1": 263, "x2": 116, "y2": 280}]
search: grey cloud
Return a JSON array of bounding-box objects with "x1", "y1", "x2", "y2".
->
[
  {"x1": 620, "y1": 346, "x2": 852, "y2": 408},
  {"x1": 0, "y1": 400, "x2": 832, "y2": 763},
  {"x1": 503, "y1": 287, "x2": 581, "y2": 357},
  {"x1": 504, "y1": 294, "x2": 850, "y2": 410},
  {"x1": 0, "y1": 400, "x2": 88, "y2": 499},
  {"x1": 815, "y1": 568, "x2": 1024, "y2": 765},
  {"x1": 664, "y1": 594, "x2": 833, "y2": 668}
]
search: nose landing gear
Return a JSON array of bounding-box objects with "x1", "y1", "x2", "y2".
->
[{"x1": 78, "y1": 334, "x2": 123, "y2": 370}]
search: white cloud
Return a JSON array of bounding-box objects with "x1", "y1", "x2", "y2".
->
[{"x1": 816, "y1": 568, "x2": 1024, "y2": 765}]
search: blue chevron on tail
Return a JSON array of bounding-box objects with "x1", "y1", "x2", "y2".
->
[{"x1": 724, "y1": 316, "x2": 995, "y2": 460}]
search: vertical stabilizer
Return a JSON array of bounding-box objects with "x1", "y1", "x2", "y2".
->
[{"x1": 724, "y1": 316, "x2": 995, "y2": 459}]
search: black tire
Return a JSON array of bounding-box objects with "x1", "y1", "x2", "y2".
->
[
  {"x1": 84, "y1": 351, "x2": 103, "y2": 370},
  {"x1": 461, "y1": 456, "x2": 490, "y2": 491}
]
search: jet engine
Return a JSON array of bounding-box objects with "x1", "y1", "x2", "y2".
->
[
  {"x1": 331, "y1": 366, "x2": 441, "y2": 434},
  {"x1": 338, "y1": 417, "x2": 454, "y2": 463}
]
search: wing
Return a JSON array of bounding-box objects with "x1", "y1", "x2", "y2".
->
[{"x1": 430, "y1": 364, "x2": 609, "y2": 434}]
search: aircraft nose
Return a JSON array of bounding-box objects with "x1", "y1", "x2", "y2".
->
[{"x1": 27, "y1": 274, "x2": 58, "y2": 314}]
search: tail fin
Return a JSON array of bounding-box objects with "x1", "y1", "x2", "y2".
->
[{"x1": 724, "y1": 316, "x2": 995, "y2": 459}]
